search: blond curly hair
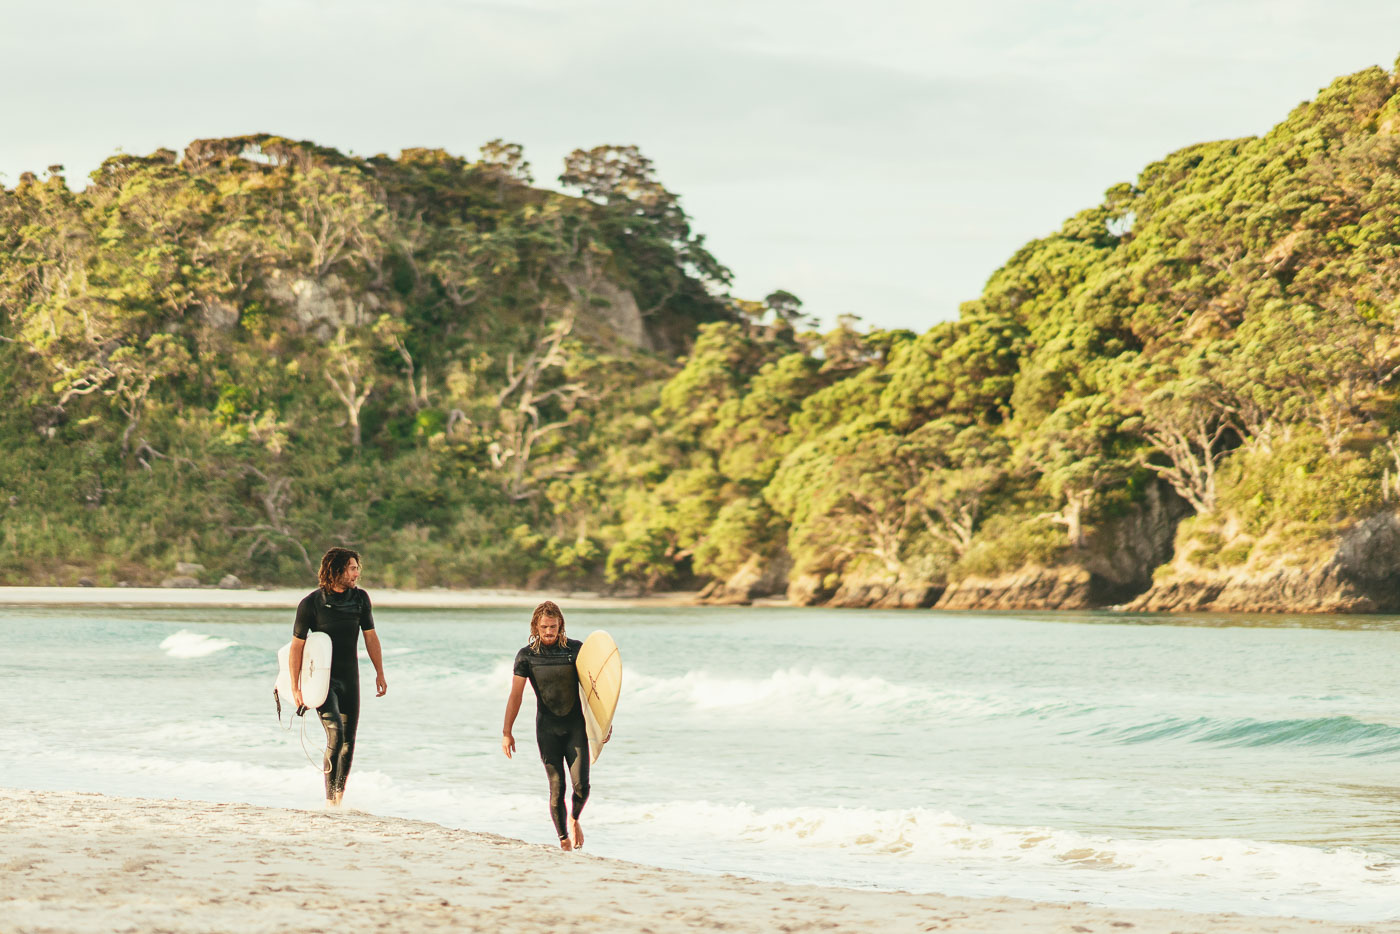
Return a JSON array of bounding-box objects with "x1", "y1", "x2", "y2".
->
[{"x1": 527, "y1": 600, "x2": 567, "y2": 652}]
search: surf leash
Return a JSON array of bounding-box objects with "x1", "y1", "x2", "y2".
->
[
  {"x1": 298, "y1": 710, "x2": 330, "y2": 774},
  {"x1": 273, "y1": 686, "x2": 329, "y2": 773}
]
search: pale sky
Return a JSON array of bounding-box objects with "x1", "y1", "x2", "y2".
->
[{"x1": 2, "y1": 1, "x2": 1399, "y2": 331}]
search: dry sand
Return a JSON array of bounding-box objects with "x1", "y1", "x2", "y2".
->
[
  {"x1": 0, "y1": 585, "x2": 699, "y2": 610},
  {"x1": 2, "y1": 789, "x2": 1396, "y2": 934}
]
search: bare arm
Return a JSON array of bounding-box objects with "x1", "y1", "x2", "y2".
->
[
  {"x1": 289, "y1": 636, "x2": 306, "y2": 709},
  {"x1": 501, "y1": 675, "x2": 527, "y2": 758},
  {"x1": 364, "y1": 629, "x2": 387, "y2": 697}
]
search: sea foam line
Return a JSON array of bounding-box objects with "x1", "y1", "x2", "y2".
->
[
  {"x1": 403, "y1": 659, "x2": 1099, "y2": 722},
  {"x1": 590, "y1": 797, "x2": 1400, "y2": 893}
]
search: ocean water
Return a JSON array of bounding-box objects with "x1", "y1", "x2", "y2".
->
[{"x1": 2, "y1": 604, "x2": 1399, "y2": 921}]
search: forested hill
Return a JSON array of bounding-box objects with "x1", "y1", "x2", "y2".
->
[
  {"x1": 8, "y1": 63, "x2": 1400, "y2": 612},
  {"x1": 0, "y1": 136, "x2": 739, "y2": 586}
]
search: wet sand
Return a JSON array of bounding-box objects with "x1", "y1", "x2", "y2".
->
[{"x1": 3, "y1": 789, "x2": 1396, "y2": 934}]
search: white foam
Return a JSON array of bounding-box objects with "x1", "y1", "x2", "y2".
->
[
  {"x1": 415, "y1": 661, "x2": 1089, "y2": 723},
  {"x1": 624, "y1": 666, "x2": 1039, "y2": 721},
  {"x1": 583, "y1": 798, "x2": 1400, "y2": 919},
  {"x1": 159, "y1": 630, "x2": 238, "y2": 658}
]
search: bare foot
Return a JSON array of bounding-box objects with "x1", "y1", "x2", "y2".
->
[
  {"x1": 559, "y1": 837, "x2": 573, "y2": 851},
  {"x1": 326, "y1": 794, "x2": 344, "y2": 809},
  {"x1": 571, "y1": 819, "x2": 584, "y2": 850}
]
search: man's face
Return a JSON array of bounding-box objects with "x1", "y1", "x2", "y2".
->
[{"x1": 538, "y1": 616, "x2": 560, "y2": 645}]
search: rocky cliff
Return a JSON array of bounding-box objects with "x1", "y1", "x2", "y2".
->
[
  {"x1": 1124, "y1": 511, "x2": 1400, "y2": 613},
  {"x1": 934, "y1": 481, "x2": 1191, "y2": 611},
  {"x1": 698, "y1": 551, "x2": 794, "y2": 605},
  {"x1": 694, "y1": 484, "x2": 1400, "y2": 615}
]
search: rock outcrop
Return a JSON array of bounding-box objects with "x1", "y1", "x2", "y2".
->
[
  {"x1": 780, "y1": 568, "x2": 940, "y2": 608},
  {"x1": 197, "y1": 298, "x2": 240, "y2": 331},
  {"x1": 827, "y1": 570, "x2": 942, "y2": 609},
  {"x1": 688, "y1": 486, "x2": 1400, "y2": 615},
  {"x1": 935, "y1": 565, "x2": 1096, "y2": 610},
  {"x1": 556, "y1": 266, "x2": 648, "y2": 349},
  {"x1": 785, "y1": 573, "x2": 835, "y2": 607},
  {"x1": 265, "y1": 272, "x2": 374, "y2": 337},
  {"x1": 936, "y1": 481, "x2": 1191, "y2": 611},
  {"x1": 699, "y1": 551, "x2": 793, "y2": 605},
  {"x1": 1127, "y1": 511, "x2": 1400, "y2": 613}
]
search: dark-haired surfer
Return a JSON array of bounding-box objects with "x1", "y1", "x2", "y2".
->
[
  {"x1": 289, "y1": 547, "x2": 387, "y2": 806},
  {"x1": 502, "y1": 600, "x2": 589, "y2": 849}
]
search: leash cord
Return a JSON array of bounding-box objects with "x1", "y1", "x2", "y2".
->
[{"x1": 274, "y1": 687, "x2": 330, "y2": 773}]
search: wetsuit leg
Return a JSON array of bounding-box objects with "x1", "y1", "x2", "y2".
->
[
  {"x1": 563, "y1": 715, "x2": 590, "y2": 822},
  {"x1": 318, "y1": 679, "x2": 360, "y2": 800},
  {"x1": 537, "y1": 721, "x2": 570, "y2": 839},
  {"x1": 538, "y1": 715, "x2": 590, "y2": 839}
]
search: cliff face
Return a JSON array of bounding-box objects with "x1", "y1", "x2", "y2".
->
[
  {"x1": 824, "y1": 570, "x2": 942, "y2": 609},
  {"x1": 698, "y1": 551, "x2": 794, "y2": 605},
  {"x1": 934, "y1": 481, "x2": 1190, "y2": 611},
  {"x1": 911, "y1": 491, "x2": 1400, "y2": 616},
  {"x1": 753, "y1": 496, "x2": 1400, "y2": 615},
  {"x1": 935, "y1": 566, "x2": 1097, "y2": 611},
  {"x1": 1126, "y1": 512, "x2": 1400, "y2": 613}
]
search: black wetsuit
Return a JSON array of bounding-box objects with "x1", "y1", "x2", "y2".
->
[
  {"x1": 513, "y1": 638, "x2": 590, "y2": 840},
  {"x1": 294, "y1": 586, "x2": 374, "y2": 800}
]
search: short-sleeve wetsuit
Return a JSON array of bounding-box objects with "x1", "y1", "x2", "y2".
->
[
  {"x1": 513, "y1": 638, "x2": 590, "y2": 840},
  {"x1": 294, "y1": 586, "x2": 374, "y2": 800}
]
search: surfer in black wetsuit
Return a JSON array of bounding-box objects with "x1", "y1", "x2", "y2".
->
[
  {"x1": 290, "y1": 547, "x2": 387, "y2": 806},
  {"x1": 502, "y1": 600, "x2": 590, "y2": 850}
]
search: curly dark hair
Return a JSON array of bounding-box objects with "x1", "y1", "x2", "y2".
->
[
  {"x1": 527, "y1": 600, "x2": 567, "y2": 652},
  {"x1": 318, "y1": 547, "x2": 362, "y2": 591}
]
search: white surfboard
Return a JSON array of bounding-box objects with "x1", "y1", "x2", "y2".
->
[
  {"x1": 576, "y1": 631, "x2": 621, "y2": 765},
  {"x1": 274, "y1": 631, "x2": 333, "y2": 713}
]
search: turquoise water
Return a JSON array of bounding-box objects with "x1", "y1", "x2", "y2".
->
[{"x1": 2, "y1": 605, "x2": 1399, "y2": 920}]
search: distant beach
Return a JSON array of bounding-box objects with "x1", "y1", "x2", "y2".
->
[
  {"x1": 0, "y1": 585, "x2": 702, "y2": 609},
  {"x1": 6, "y1": 789, "x2": 1396, "y2": 934}
]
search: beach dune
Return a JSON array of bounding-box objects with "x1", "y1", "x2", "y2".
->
[{"x1": 3, "y1": 789, "x2": 1396, "y2": 934}]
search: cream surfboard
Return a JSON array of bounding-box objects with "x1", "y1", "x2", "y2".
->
[
  {"x1": 576, "y1": 631, "x2": 621, "y2": 764},
  {"x1": 274, "y1": 631, "x2": 333, "y2": 714}
]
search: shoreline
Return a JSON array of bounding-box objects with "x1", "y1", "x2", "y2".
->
[
  {"x1": 0, "y1": 584, "x2": 705, "y2": 610},
  {"x1": 4, "y1": 789, "x2": 1397, "y2": 934},
  {"x1": 5, "y1": 585, "x2": 1400, "y2": 620}
]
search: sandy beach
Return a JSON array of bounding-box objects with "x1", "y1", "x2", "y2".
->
[
  {"x1": 2, "y1": 789, "x2": 1396, "y2": 934},
  {"x1": 0, "y1": 585, "x2": 700, "y2": 610}
]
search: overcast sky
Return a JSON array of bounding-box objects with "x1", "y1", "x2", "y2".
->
[{"x1": 2, "y1": 1, "x2": 1399, "y2": 331}]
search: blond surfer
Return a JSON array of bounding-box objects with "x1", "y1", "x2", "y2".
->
[{"x1": 502, "y1": 601, "x2": 589, "y2": 849}]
